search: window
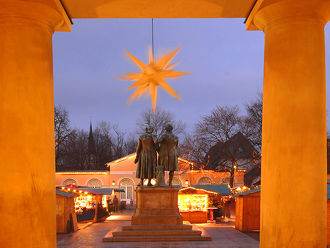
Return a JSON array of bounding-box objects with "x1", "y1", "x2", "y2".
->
[
  {"x1": 197, "y1": 177, "x2": 212, "y2": 185},
  {"x1": 87, "y1": 178, "x2": 102, "y2": 188},
  {"x1": 63, "y1": 178, "x2": 77, "y2": 186},
  {"x1": 119, "y1": 178, "x2": 133, "y2": 201}
]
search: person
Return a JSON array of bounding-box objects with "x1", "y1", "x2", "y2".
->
[
  {"x1": 107, "y1": 199, "x2": 112, "y2": 213},
  {"x1": 113, "y1": 195, "x2": 119, "y2": 212},
  {"x1": 135, "y1": 126, "x2": 157, "y2": 186},
  {"x1": 157, "y1": 124, "x2": 178, "y2": 186}
]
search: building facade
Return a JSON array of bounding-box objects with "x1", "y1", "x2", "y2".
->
[
  {"x1": 106, "y1": 154, "x2": 244, "y2": 204},
  {"x1": 56, "y1": 171, "x2": 111, "y2": 188},
  {"x1": 56, "y1": 154, "x2": 244, "y2": 205}
]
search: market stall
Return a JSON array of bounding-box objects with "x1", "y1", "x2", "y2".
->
[
  {"x1": 56, "y1": 189, "x2": 78, "y2": 233},
  {"x1": 178, "y1": 185, "x2": 232, "y2": 223},
  {"x1": 235, "y1": 187, "x2": 260, "y2": 232},
  {"x1": 178, "y1": 191, "x2": 209, "y2": 223},
  {"x1": 58, "y1": 186, "x2": 120, "y2": 222}
]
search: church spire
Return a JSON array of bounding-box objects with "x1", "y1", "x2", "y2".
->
[
  {"x1": 85, "y1": 121, "x2": 97, "y2": 170},
  {"x1": 88, "y1": 121, "x2": 96, "y2": 155}
]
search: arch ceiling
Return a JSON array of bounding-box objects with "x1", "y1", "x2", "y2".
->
[{"x1": 61, "y1": 0, "x2": 256, "y2": 18}]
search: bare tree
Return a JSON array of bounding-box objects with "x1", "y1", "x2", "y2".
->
[
  {"x1": 111, "y1": 124, "x2": 126, "y2": 160},
  {"x1": 193, "y1": 105, "x2": 258, "y2": 187},
  {"x1": 94, "y1": 121, "x2": 113, "y2": 169},
  {"x1": 136, "y1": 108, "x2": 186, "y2": 139},
  {"x1": 54, "y1": 105, "x2": 72, "y2": 167},
  {"x1": 94, "y1": 121, "x2": 128, "y2": 162},
  {"x1": 194, "y1": 105, "x2": 242, "y2": 154},
  {"x1": 64, "y1": 129, "x2": 89, "y2": 170},
  {"x1": 124, "y1": 132, "x2": 138, "y2": 155},
  {"x1": 179, "y1": 106, "x2": 242, "y2": 171},
  {"x1": 54, "y1": 106, "x2": 136, "y2": 169},
  {"x1": 178, "y1": 134, "x2": 208, "y2": 169},
  {"x1": 245, "y1": 93, "x2": 263, "y2": 149}
]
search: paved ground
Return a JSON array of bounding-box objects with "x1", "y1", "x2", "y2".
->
[
  {"x1": 77, "y1": 221, "x2": 94, "y2": 230},
  {"x1": 57, "y1": 210, "x2": 259, "y2": 248}
]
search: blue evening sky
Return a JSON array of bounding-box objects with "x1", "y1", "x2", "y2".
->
[{"x1": 53, "y1": 19, "x2": 330, "y2": 134}]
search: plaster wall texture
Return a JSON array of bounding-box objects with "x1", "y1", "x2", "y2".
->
[{"x1": 0, "y1": 1, "x2": 67, "y2": 247}]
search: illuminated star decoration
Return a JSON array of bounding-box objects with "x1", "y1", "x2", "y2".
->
[{"x1": 120, "y1": 47, "x2": 190, "y2": 113}]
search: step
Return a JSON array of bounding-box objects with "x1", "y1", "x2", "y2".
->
[
  {"x1": 122, "y1": 224, "x2": 192, "y2": 231},
  {"x1": 103, "y1": 235, "x2": 212, "y2": 242},
  {"x1": 112, "y1": 229, "x2": 202, "y2": 237},
  {"x1": 131, "y1": 215, "x2": 182, "y2": 225}
]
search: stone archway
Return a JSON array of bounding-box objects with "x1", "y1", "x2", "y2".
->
[
  {"x1": 62, "y1": 178, "x2": 78, "y2": 186},
  {"x1": 87, "y1": 178, "x2": 102, "y2": 188},
  {"x1": 119, "y1": 178, "x2": 134, "y2": 204},
  {"x1": 197, "y1": 176, "x2": 213, "y2": 185},
  {"x1": 1, "y1": 1, "x2": 328, "y2": 247}
]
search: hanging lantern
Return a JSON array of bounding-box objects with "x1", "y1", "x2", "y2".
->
[{"x1": 120, "y1": 19, "x2": 190, "y2": 113}]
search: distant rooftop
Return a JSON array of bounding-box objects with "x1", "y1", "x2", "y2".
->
[
  {"x1": 56, "y1": 170, "x2": 109, "y2": 175},
  {"x1": 189, "y1": 184, "x2": 232, "y2": 196}
]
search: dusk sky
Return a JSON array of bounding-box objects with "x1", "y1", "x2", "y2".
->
[{"x1": 53, "y1": 19, "x2": 330, "y2": 134}]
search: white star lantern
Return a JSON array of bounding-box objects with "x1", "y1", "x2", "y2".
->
[{"x1": 120, "y1": 48, "x2": 190, "y2": 113}]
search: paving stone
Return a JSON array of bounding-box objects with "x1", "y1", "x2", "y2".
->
[{"x1": 57, "y1": 212, "x2": 259, "y2": 248}]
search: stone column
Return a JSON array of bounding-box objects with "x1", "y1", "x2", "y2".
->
[
  {"x1": 252, "y1": 0, "x2": 330, "y2": 247},
  {"x1": 0, "y1": 1, "x2": 69, "y2": 247}
]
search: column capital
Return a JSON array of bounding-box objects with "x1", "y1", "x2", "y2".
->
[
  {"x1": 246, "y1": 0, "x2": 330, "y2": 31},
  {"x1": 0, "y1": 0, "x2": 71, "y2": 32}
]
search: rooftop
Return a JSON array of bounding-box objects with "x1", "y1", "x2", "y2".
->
[{"x1": 189, "y1": 184, "x2": 232, "y2": 196}]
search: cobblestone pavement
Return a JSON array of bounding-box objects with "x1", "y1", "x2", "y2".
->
[{"x1": 57, "y1": 211, "x2": 259, "y2": 248}]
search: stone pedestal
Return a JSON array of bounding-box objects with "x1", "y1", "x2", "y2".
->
[
  {"x1": 103, "y1": 186, "x2": 211, "y2": 242},
  {"x1": 132, "y1": 186, "x2": 182, "y2": 225}
]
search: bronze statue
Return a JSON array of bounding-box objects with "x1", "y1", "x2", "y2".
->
[
  {"x1": 135, "y1": 126, "x2": 157, "y2": 186},
  {"x1": 155, "y1": 165, "x2": 166, "y2": 186},
  {"x1": 157, "y1": 124, "x2": 178, "y2": 186}
]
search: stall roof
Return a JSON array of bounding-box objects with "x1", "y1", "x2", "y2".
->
[
  {"x1": 180, "y1": 186, "x2": 218, "y2": 195},
  {"x1": 56, "y1": 189, "x2": 77, "y2": 198},
  {"x1": 114, "y1": 188, "x2": 125, "y2": 193},
  {"x1": 234, "y1": 183, "x2": 330, "y2": 199},
  {"x1": 77, "y1": 187, "x2": 115, "y2": 195},
  {"x1": 189, "y1": 184, "x2": 232, "y2": 196},
  {"x1": 235, "y1": 187, "x2": 261, "y2": 197}
]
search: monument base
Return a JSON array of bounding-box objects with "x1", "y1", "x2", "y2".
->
[{"x1": 103, "y1": 186, "x2": 211, "y2": 242}]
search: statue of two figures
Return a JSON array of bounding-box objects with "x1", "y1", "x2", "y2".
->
[{"x1": 134, "y1": 124, "x2": 178, "y2": 187}]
